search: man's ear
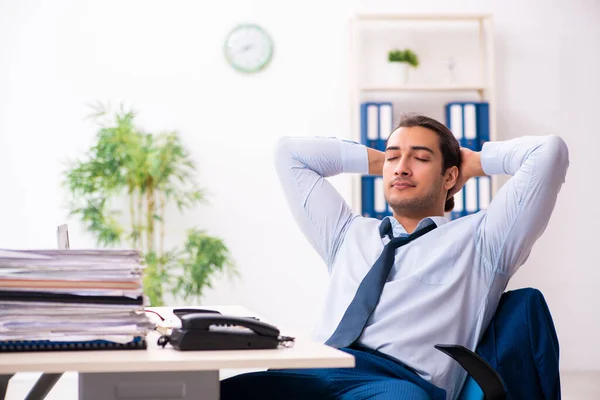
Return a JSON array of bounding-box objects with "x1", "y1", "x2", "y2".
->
[{"x1": 444, "y1": 166, "x2": 459, "y2": 190}]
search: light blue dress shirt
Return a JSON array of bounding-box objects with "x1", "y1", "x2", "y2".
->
[{"x1": 274, "y1": 135, "x2": 569, "y2": 399}]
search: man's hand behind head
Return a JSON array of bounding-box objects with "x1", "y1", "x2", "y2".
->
[{"x1": 447, "y1": 147, "x2": 485, "y2": 200}]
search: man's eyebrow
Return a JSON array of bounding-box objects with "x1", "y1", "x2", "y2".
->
[{"x1": 385, "y1": 145, "x2": 435, "y2": 154}]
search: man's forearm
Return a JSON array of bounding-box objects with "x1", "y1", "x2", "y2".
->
[
  {"x1": 275, "y1": 137, "x2": 368, "y2": 178},
  {"x1": 367, "y1": 148, "x2": 385, "y2": 175}
]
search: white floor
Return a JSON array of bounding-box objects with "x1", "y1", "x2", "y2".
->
[{"x1": 5, "y1": 371, "x2": 600, "y2": 399}]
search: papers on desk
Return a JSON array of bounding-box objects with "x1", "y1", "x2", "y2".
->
[{"x1": 0, "y1": 249, "x2": 154, "y2": 351}]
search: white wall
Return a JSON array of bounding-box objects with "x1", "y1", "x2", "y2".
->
[{"x1": 0, "y1": 0, "x2": 598, "y2": 371}]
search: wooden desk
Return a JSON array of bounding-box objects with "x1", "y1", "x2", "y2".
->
[{"x1": 0, "y1": 306, "x2": 354, "y2": 400}]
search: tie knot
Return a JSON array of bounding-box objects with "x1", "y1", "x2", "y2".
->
[
  {"x1": 388, "y1": 222, "x2": 437, "y2": 248},
  {"x1": 379, "y1": 217, "x2": 393, "y2": 240},
  {"x1": 389, "y1": 235, "x2": 411, "y2": 248}
]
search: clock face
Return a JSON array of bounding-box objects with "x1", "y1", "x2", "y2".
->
[{"x1": 224, "y1": 24, "x2": 274, "y2": 73}]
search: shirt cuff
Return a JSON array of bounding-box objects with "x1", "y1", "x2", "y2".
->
[
  {"x1": 480, "y1": 141, "x2": 506, "y2": 176},
  {"x1": 341, "y1": 140, "x2": 368, "y2": 174}
]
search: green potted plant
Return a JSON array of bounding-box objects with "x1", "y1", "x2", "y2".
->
[
  {"x1": 63, "y1": 103, "x2": 236, "y2": 306},
  {"x1": 388, "y1": 48, "x2": 419, "y2": 84}
]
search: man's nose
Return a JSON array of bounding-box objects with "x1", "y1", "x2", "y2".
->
[{"x1": 394, "y1": 159, "x2": 412, "y2": 176}]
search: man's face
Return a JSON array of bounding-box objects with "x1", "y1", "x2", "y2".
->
[{"x1": 382, "y1": 126, "x2": 450, "y2": 215}]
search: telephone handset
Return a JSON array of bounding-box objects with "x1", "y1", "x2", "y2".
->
[
  {"x1": 173, "y1": 308, "x2": 221, "y2": 318},
  {"x1": 161, "y1": 313, "x2": 295, "y2": 351},
  {"x1": 180, "y1": 314, "x2": 281, "y2": 337}
]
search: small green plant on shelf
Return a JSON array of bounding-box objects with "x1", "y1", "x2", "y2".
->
[{"x1": 388, "y1": 49, "x2": 419, "y2": 67}]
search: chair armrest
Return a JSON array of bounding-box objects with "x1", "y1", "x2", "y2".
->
[{"x1": 434, "y1": 344, "x2": 506, "y2": 400}]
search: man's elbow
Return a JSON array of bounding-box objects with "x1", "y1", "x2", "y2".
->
[
  {"x1": 273, "y1": 136, "x2": 292, "y2": 161},
  {"x1": 543, "y1": 135, "x2": 570, "y2": 177},
  {"x1": 273, "y1": 136, "x2": 301, "y2": 172}
]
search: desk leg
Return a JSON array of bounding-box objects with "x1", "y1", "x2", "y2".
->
[
  {"x1": 24, "y1": 373, "x2": 63, "y2": 400},
  {"x1": 0, "y1": 375, "x2": 13, "y2": 400},
  {"x1": 79, "y1": 371, "x2": 219, "y2": 400}
]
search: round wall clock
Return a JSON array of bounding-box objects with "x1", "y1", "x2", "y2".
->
[{"x1": 224, "y1": 23, "x2": 274, "y2": 73}]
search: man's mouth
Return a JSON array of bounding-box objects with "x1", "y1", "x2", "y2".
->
[{"x1": 391, "y1": 181, "x2": 415, "y2": 189}]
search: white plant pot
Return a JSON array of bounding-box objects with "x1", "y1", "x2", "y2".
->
[{"x1": 389, "y1": 62, "x2": 410, "y2": 85}]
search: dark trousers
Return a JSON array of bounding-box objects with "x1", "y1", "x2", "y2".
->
[{"x1": 220, "y1": 346, "x2": 446, "y2": 400}]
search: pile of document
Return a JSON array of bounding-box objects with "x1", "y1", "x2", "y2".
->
[{"x1": 0, "y1": 249, "x2": 153, "y2": 351}]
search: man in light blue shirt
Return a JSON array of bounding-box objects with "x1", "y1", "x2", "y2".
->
[{"x1": 221, "y1": 114, "x2": 569, "y2": 400}]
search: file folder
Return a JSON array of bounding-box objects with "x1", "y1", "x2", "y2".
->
[
  {"x1": 378, "y1": 103, "x2": 393, "y2": 144},
  {"x1": 478, "y1": 176, "x2": 491, "y2": 210},
  {"x1": 360, "y1": 103, "x2": 380, "y2": 150},
  {"x1": 360, "y1": 101, "x2": 394, "y2": 219},
  {"x1": 445, "y1": 101, "x2": 492, "y2": 219},
  {"x1": 465, "y1": 179, "x2": 478, "y2": 214},
  {"x1": 0, "y1": 290, "x2": 144, "y2": 306},
  {"x1": 361, "y1": 176, "x2": 392, "y2": 220},
  {"x1": 463, "y1": 104, "x2": 478, "y2": 150},
  {"x1": 475, "y1": 103, "x2": 490, "y2": 151},
  {"x1": 447, "y1": 103, "x2": 465, "y2": 147},
  {"x1": 374, "y1": 178, "x2": 386, "y2": 213},
  {"x1": 445, "y1": 102, "x2": 489, "y2": 152},
  {"x1": 451, "y1": 189, "x2": 465, "y2": 220},
  {"x1": 361, "y1": 176, "x2": 375, "y2": 218}
]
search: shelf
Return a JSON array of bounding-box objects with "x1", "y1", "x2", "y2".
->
[
  {"x1": 360, "y1": 85, "x2": 488, "y2": 93},
  {"x1": 355, "y1": 14, "x2": 492, "y2": 22}
]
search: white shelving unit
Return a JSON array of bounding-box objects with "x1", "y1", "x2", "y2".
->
[
  {"x1": 348, "y1": 13, "x2": 496, "y2": 214},
  {"x1": 361, "y1": 84, "x2": 489, "y2": 94}
]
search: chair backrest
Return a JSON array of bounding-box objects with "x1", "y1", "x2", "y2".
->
[{"x1": 456, "y1": 288, "x2": 561, "y2": 400}]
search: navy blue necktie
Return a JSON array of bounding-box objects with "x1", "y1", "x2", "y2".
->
[{"x1": 325, "y1": 218, "x2": 437, "y2": 348}]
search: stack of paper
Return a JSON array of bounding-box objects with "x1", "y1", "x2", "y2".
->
[{"x1": 0, "y1": 249, "x2": 153, "y2": 352}]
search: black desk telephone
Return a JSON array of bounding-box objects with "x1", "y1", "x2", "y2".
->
[{"x1": 158, "y1": 309, "x2": 295, "y2": 351}]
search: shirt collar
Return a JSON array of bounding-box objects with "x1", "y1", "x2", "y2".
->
[{"x1": 387, "y1": 215, "x2": 449, "y2": 236}]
